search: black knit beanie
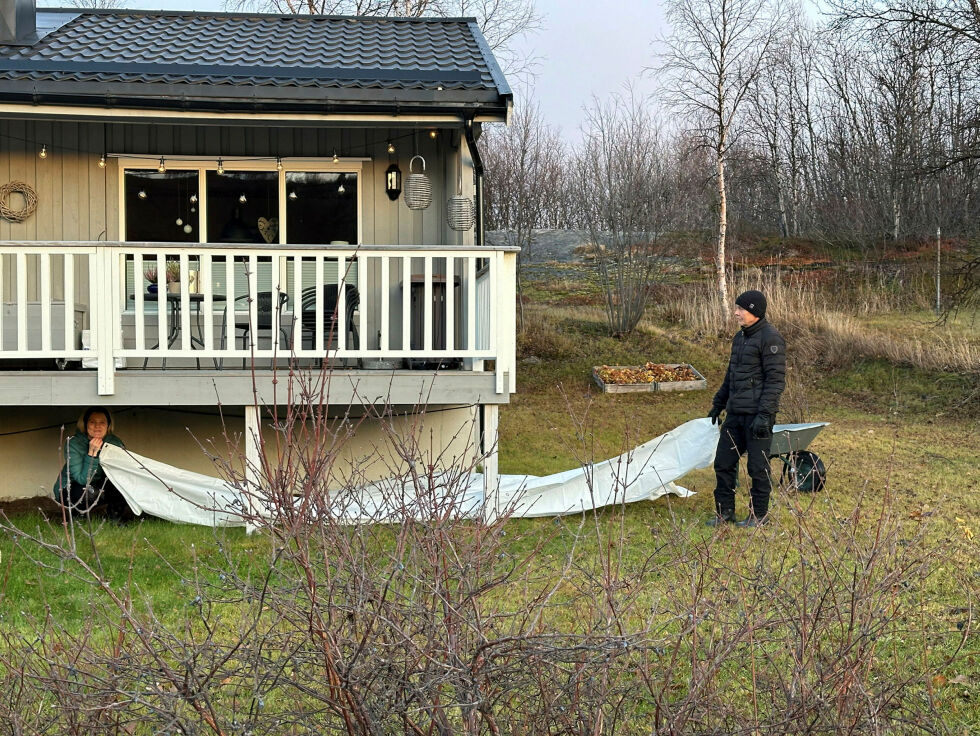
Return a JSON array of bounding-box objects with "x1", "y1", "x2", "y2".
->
[{"x1": 735, "y1": 290, "x2": 767, "y2": 319}]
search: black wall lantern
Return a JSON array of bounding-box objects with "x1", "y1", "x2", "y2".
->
[{"x1": 385, "y1": 162, "x2": 402, "y2": 201}]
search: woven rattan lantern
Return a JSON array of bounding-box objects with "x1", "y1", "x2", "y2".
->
[
  {"x1": 404, "y1": 155, "x2": 432, "y2": 210},
  {"x1": 446, "y1": 160, "x2": 474, "y2": 231}
]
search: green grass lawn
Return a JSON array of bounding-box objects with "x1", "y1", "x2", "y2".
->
[{"x1": 1, "y1": 262, "x2": 978, "y2": 733}]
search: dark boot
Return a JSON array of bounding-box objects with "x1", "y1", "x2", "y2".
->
[
  {"x1": 736, "y1": 514, "x2": 770, "y2": 528},
  {"x1": 705, "y1": 509, "x2": 736, "y2": 527}
]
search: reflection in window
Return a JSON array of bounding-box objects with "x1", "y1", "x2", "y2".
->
[
  {"x1": 286, "y1": 172, "x2": 358, "y2": 244},
  {"x1": 207, "y1": 170, "x2": 279, "y2": 243},
  {"x1": 124, "y1": 170, "x2": 199, "y2": 242}
]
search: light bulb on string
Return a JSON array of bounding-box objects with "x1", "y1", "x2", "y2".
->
[
  {"x1": 189, "y1": 193, "x2": 198, "y2": 204},
  {"x1": 332, "y1": 150, "x2": 339, "y2": 164},
  {"x1": 216, "y1": 158, "x2": 224, "y2": 175},
  {"x1": 98, "y1": 153, "x2": 107, "y2": 168},
  {"x1": 428, "y1": 130, "x2": 438, "y2": 139},
  {"x1": 386, "y1": 140, "x2": 395, "y2": 154},
  {"x1": 238, "y1": 193, "x2": 247, "y2": 204},
  {"x1": 39, "y1": 144, "x2": 47, "y2": 159},
  {"x1": 158, "y1": 157, "x2": 166, "y2": 173},
  {"x1": 276, "y1": 156, "x2": 283, "y2": 171}
]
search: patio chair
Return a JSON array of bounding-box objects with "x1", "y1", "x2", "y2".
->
[
  {"x1": 220, "y1": 291, "x2": 290, "y2": 368},
  {"x1": 300, "y1": 284, "x2": 360, "y2": 361}
]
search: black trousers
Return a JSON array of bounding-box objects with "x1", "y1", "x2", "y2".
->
[
  {"x1": 56, "y1": 477, "x2": 132, "y2": 519},
  {"x1": 713, "y1": 414, "x2": 774, "y2": 518}
]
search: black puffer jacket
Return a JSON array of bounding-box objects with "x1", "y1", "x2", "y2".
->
[{"x1": 712, "y1": 318, "x2": 786, "y2": 417}]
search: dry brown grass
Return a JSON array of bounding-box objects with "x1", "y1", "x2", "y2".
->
[{"x1": 654, "y1": 268, "x2": 980, "y2": 375}]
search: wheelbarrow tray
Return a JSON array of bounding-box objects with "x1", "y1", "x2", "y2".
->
[{"x1": 769, "y1": 422, "x2": 829, "y2": 457}]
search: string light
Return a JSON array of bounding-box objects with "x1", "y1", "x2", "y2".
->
[
  {"x1": 429, "y1": 130, "x2": 438, "y2": 139},
  {"x1": 38, "y1": 144, "x2": 47, "y2": 159},
  {"x1": 332, "y1": 150, "x2": 339, "y2": 163},
  {"x1": 387, "y1": 140, "x2": 395, "y2": 154},
  {"x1": 157, "y1": 156, "x2": 166, "y2": 173},
  {"x1": 276, "y1": 156, "x2": 283, "y2": 171},
  {"x1": 98, "y1": 153, "x2": 107, "y2": 168},
  {"x1": 189, "y1": 193, "x2": 198, "y2": 204},
  {"x1": 216, "y1": 158, "x2": 224, "y2": 174},
  {"x1": 238, "y1": 193, "x2": 247, "y2": 204}
]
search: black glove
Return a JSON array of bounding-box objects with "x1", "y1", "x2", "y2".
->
[
  {"x1": 751, "y1": 413, "x2": 772, "y2": 439},
  {"x1": 708, "y1": 407, "x2": 723, "y2": 425}
]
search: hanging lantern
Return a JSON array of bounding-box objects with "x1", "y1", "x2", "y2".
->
[
  {"x1": 385, "y1": 163, "x2": 402, "y2": 201},
  {"x1": 447, "y1": 161, "x2": 475, "y2": 231},
  {"x1": 404, "y1": 155, "x2": 431, "y2": 210}
]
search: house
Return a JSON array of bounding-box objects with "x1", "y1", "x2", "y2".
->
[{"x1": 0, "y1": 0, "x2": 516, "y2": 507}]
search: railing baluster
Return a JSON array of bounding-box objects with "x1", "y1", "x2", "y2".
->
[
  {"x1": 466, "y1": 256, "x2": 476, "y2": 353},
  {"x1": 248, "y1": 254, "x2": 258, "y2": 352},
  {"x1": 401, "y1": 256, "x2": 410, "y2": 352},
  {"x1": 63, "y1": 253, "x2": 74, "y2": 352},
  {"x1": 16, "y1": 253, "x2": 27, "y2": 352},
  {"x1": 314, "y1": 256, "x2": 324, "y2": 353},
  {"x1": 356, "y1": 254, "x2": 366, "y2": 354},
  {"x1": 134, "y1": 252, "x2": 145, "y2": 352},
  {"x1": 39, "y1": 253, "x2": 51, "y2": 352},
  {"x1": 446, "y1": 256, "x2": 455, "y2": 353},
  {"x1": 156, "y1": 253, "x2": 167, "y2": 357},
  {"x1": 292, "y1": 255, "x2": 302, "y2": 352},
  {"x1": 337, "y1": 255, "x2": 347, "y2": 352},
  {"x1": 380, "y1": 254, "x2": 390, "y2": 352},
  {"x1": 423, "y1": 255, "x2": 432, "y2": 352},
  {"x1": 180, "y1": 252, "x2": 191, "y2": 352},
  {"x1": 201, "y1": 254, "x2": 213, "y2": 351},
  {"x1": 224, "y1": 255, "x2": 234, "y2": 355}
]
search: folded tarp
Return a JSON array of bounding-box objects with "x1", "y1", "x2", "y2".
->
[{"x1": 98, "y1": 418, "x2": 720, "y2": 526}]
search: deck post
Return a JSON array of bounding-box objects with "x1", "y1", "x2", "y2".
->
[
  {"x1": 94, "y1": 245, "x2": 115, "y2": 395},
  {"x1": 481, "y1": 403, "x2": 499, "y2": 523},
  {"x1": 244, "y1": 404, "x2": 262, "y2": 534}
]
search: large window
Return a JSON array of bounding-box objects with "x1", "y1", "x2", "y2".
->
[
  {"x1": 120, "y1": 160, "x2": 361, "y2": 244},
  {"x1": 124, "y1": 170, "x2": 200, "y2": 242},
  {"x1": 286, "y1": 172, "x2": 358, "y2": 244}
]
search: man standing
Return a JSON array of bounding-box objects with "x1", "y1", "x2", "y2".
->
[{"x1": 706, "y1": 290, "x2": 786, "y2": 527}]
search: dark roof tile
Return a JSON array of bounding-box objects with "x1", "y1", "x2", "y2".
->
[{"x1": 0, "y1": 9, "x2": 511, "y2": 114}]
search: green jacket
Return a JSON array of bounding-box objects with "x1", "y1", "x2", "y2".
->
[{"x1": 53, "y1": 431, "x2": 125, "y2": 494}]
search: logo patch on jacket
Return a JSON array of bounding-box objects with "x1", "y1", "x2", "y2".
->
[{"x1": 770, "y1": 345, "x2": 779, "y2": 353}]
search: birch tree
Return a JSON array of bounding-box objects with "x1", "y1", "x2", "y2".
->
[{"x1": 659, "y1": 0, "x2": 785, "y2": 316}]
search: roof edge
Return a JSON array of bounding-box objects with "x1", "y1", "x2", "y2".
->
[{"x1": 37, "y1": 8, "x2": 482, "y2": 24}]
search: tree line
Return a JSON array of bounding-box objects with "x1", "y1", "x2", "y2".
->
[{"x1": 480, "y1": 0, "x2": 980, "y2": 328}]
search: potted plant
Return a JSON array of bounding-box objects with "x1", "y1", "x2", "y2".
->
[
  {"x1": 165, "y1": 261, "x2": 181, "y2": 293},
  {"x1": 144, "y1": 267, "x2": 159, "y2": 294}
]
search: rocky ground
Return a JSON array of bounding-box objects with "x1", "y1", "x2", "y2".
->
[{"x1": 486, "y1": 229, "x2": 592, "y2": 264}]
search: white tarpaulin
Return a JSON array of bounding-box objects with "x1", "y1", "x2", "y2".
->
[{"x1": 98, "y1": 418, "x2": 720, "y2": 526}]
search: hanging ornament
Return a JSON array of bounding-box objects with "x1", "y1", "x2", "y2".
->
[
  {"x1": 138, "y1": 190, "x2": 147, "y2": 199},
  {"x1": 183, "y1": 224, "x2": 193, "y2": 234},
  {"x1": 176, "y1": 217, "x2": 183, "y2": 226},
  {"x1": 238, "y1": 193, "x2": 247, "y2": 204},
  {"x1": 189, "y1": 193, "x2": 198, "y2": 203},
  {"x1": 447, "y1": 160, "x2": 474, "y2": 231},
  {"x1": 404, "y1": 155, "x2": 431, "y2": 210}
]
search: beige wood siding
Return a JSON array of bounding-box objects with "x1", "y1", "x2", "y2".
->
[
  {"x1": 0, "y1": 405, "x2": 479, "y2": 502},
  {"x1": 1, "y1": 118, "x2": 473, "y2": 310}
]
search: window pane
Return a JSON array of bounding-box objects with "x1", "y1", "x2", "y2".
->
[
  {"x1": 207, "y1": 170, "x2": 279, "y2": 243},
  {"x1": 124, "y1": 170, "x2": 199, "y2": 242},
  {"x1": 286, "y1": 172, "x2": 357, "y2": 244}
]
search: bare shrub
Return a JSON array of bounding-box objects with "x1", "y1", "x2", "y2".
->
[{"x1": 0, "y1": 365, "x2": 968, "y2": 733}]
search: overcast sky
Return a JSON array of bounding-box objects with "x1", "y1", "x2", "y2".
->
[{"x1": 41, "y1": 0, "x2": 666, "y2": 139}]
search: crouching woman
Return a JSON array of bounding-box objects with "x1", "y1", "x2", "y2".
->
[{"x1": 53, "y1": 407, "x2": 130, "y2": 519}]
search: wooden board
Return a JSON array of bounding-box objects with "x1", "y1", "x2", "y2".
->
[{"x1": 592, "y1": 363, "x2": 707, "y2": 393}]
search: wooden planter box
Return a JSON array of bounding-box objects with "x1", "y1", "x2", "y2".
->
[{"x1": 592, "y1": 363, "x2": 707, "y2": 393}]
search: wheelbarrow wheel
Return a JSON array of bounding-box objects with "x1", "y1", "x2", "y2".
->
[{"x1": 781, "y1": 450, "x2": 827, "y2": 493}]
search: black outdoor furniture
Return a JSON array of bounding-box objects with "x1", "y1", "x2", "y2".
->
[
  {"x1": 220, "y1": 291, "x2": 290, "y2": 368},
  {"x1": 300, "y1": 283, "x2": 359, "y2": 353}
]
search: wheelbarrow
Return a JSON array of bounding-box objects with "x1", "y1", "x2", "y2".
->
[{"x1": 770, "y1": 422, "x2": 829, "y2": 492}]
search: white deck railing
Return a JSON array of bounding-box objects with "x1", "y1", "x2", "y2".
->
[{"x1": 0, "y1": 242, "x2": 517, "y2": 397}]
